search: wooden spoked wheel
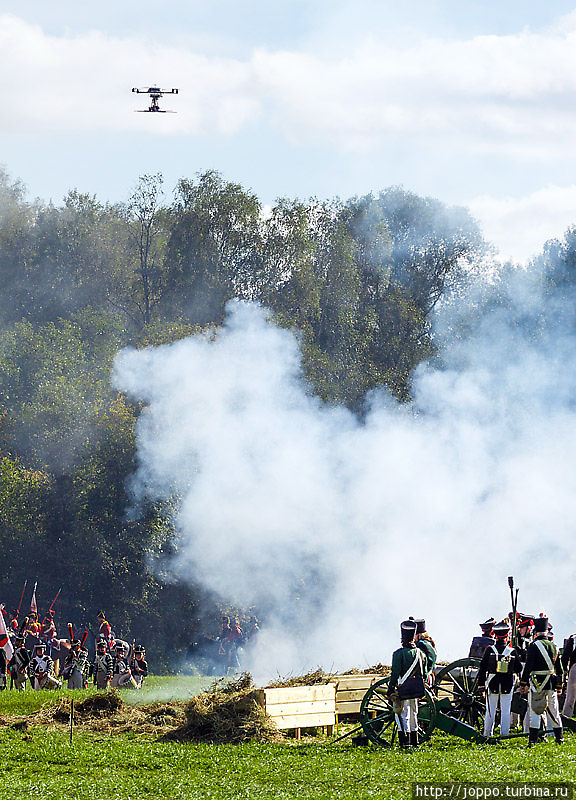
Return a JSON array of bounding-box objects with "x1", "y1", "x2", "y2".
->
[
  {"x1": 433, "y1": 659, "x2": 485, "y2": 732},
  {"x1": 359, "y1": 677, "x2": 437, "y2": 746}
]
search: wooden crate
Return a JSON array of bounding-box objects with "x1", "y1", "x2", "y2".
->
[
  {"x1": 255, "y1": 684, "x2": 336, "y2": 739},
  {"x1": 330, "y1": 674, "x2": 387, "y2": 717}
]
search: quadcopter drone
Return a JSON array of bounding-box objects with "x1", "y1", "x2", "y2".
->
[{"x1": 132, "y1": 86, "x2": 179, "y2": 113}]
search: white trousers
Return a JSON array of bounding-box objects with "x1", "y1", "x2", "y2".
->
[
  {"x1": 562, "y1": 664, "x2": 576, "y2": 718},
  {"x1": 484, "y1": 690, "x2": 513, "y2": 737},
  {"x1": 395, "y1": 699, "x2": 418, "y2": 733},
  {"x1": 528, "y1": 689, "x2": 561, "y2": 729},
  {"x1": 32, "y1": 674, "x2": 61, "y2": 690},
  {"x1": 111, "y1": 672, "x2": 137, "y2": 689}
]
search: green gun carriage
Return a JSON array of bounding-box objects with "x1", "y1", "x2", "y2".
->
[
  {"x1": 358, "y1": 656, "x2": 544, "y2": 746},
  {"x1": 359, "y1": 657, "x2": 576, "y2": 746}
]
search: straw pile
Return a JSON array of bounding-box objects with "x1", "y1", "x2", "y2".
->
[{"x1": 166, "y1": 673, "x2": 280, "y2": 744}]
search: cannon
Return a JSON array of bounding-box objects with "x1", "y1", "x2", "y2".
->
[
  {"x1": 359, "y1": 656, "x2": 576, "y2": 746},
  {"x1": 356, "y1": 578, "x2": 576, "y2": 746},
  {"x1": 359, "y1": 661, "x2": 489, "y2": 746}
]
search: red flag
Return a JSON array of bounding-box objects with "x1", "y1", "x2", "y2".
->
[
  {"x1": 0, "y1": 606, "x2": 13, "y2": 660},
  {"x1": 29, "y1": 582, "x2": 37, "y2": 615}
]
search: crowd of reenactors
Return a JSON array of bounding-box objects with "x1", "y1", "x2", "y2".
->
[
  {"x1": 388, "y1": 611, "x2": 571, "y2": 748},
  {"x1": 0, "y1": 607, "x2": 148, "y2": 692}
]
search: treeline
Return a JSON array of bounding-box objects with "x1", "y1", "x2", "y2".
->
[{"x1": 1, "y1": 165, "x2": 567, "y2": 667}]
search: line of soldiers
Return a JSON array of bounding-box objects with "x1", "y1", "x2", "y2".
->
[
  {"x1": 3, "y1": 637, "x2": 148, "y2": 692},
  {"x1": 473, "y1": 614, "x2": 564, "y2": 746},
  {"x1": 388, "y1": 612, "x2": 567, "y2": 748},
  {"x1": 1, "y1": 631, "x2": 148, "y2": 692}
]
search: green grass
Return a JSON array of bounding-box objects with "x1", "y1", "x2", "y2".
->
[
  {"x1": 0, "y1": 728, "x2": 575, "y2": 800},
  {"x1": 2, "y1": 681, "x2": 575, "y2": 799},
  {"x1": 0, "y1": 675, "x2": 214, "y2": 715}
]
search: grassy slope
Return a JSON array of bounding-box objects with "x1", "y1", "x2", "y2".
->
[{"x1": 1, "y1": 681, "x2": 575, "y2": 800}]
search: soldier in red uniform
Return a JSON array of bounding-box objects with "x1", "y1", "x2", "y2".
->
[{"x1": 97, "y1": 612, "x2": 113, "y2": 643}]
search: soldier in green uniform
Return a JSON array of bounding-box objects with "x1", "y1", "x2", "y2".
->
[
  {"x1": 414, "y1": 619, "x2": 436, "y2": 684},
  {"x1": 519, "y1": 615, "x2": 563, "y2": 746},
  {"x1": 388, "y1": 619, "x2": 426, "y2": 747}
]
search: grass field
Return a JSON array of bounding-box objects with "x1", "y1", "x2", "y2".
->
[{"x1": 1, "y1": 680, "x2": 575, "y2": 800}]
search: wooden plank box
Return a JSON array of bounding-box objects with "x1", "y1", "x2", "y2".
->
[
  {"x1": 330, "y1": 673, "x2": 387, "y2": 717},
  {"x1": 255, "y1": 684, "x2": 336, "y2": 738}
]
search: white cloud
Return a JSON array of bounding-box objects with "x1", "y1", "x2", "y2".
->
[
  {"x1": 3, "y1": 12, "x2": 576, "y2": 158},
  {"x1": 468, "y1": 185, "x2": 576, "y2": 263},
  {"x1": 0, "y1": 15, "x2": 258, "y2": 135}
]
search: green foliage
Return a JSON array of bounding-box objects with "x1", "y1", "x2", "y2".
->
[
  {"x1": 164, "y1": 170, "x2": 263, "y2": 324},
  {"x1": 0, "y1": 166, "x2": 486, "y2": 664}
]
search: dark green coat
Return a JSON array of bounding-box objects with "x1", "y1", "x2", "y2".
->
[
  {"x1": 417, "y1": 638, "x2": 436, "y2": 677},
  {"x1": 389, "y1": 645, "x2": 423, "y2": 692}
]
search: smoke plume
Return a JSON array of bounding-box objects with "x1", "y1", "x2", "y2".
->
[{"x1": 113, "y1": 272, "x2": 576, "y2": 678}]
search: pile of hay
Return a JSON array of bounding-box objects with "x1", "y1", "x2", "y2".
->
[
  {"x1": 47, "y1": 691, "x2": 124, "y2": 723},
  {"x1": 167, "y1": 674, "x2": 280, "y2": 744},
  {"x1": 32, "y1": 692, "x2": 186, "y2": 735},
  {"x1": 266, "y1": 668, "x2": 332, "y2": 688}
]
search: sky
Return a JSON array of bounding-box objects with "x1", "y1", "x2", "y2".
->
[{"x1": 3, "y1": 1, "x2": 576, "y2": 261}]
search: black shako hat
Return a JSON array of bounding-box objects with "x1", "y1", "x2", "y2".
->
[
  {"x1": 480, "y1": 617, "x2": 496, "y2": 631},
  {"x1": 401, "y1": 619, "x2": 417, "y2": 641},
  {"x1": 534, "y1": 615, "x2": 549, "y2": 634},
  {"x1": 493, "y1": 622, "x2": 510, "y2": 638},
  {"x1": 413, "y1": 618, "x2": 426, "y2": 634}
]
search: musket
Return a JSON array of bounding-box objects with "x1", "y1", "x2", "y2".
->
[
  {"x1": 15, "y1": 579, "x2": 27, "y2": 619},
  {"x1": 48, "y1": 588, "x2": 62, "y2": 615},
  {"x1": 508, "y1": 576, "x2": 519, "y2": 649}
]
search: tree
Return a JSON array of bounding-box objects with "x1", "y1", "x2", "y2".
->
[
  {"x1": 124, "y1": 173, "x2": 168, "y2": 326},
  {"x1": 164, "y1": 171, "x2": 263, "y2": 325}
]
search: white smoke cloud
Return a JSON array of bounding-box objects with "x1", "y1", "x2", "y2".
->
[{"x1": 113, "y1": 286, "x2": 576, "y2": 679}]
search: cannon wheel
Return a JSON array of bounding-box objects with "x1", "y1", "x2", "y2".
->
[
  {"x1": 359, "y1": 677, "x2": 437, "y2": 746},
  {"x1": 433, "y1": 659, "x2": 485, "y2": 732}
]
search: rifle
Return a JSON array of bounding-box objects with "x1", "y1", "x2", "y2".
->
[
  {"x1": 130, "y1": 638, "x2": 136, "y2": 671},
  {"x1": 15, "y1": 579, "x2": 27, "y2": 621},
  {"x1": 48, "y1": 588, "x2": 62, "y2": 615},
  {"x1": 508, "y1": 576, "x2": 519, "y2": 649}
]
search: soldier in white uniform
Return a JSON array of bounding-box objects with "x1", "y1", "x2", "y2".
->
[
  {"x1": 62, "y1": 639, "x2": 89, "y2": 689},
  {"x1": 92, "y1": 639, "x2": 113, "y2": 690},
  {"x1": 477, "y1": 621, "x2": 522, "y2": 737},
  {"x1": 111, "y1": 642, "x2": 137, "y2": 688},
  {"x1": 29, "y1": 642, "x2": 62, "y2": 690},
  {"x1": 520, "y1": 615, "x2": 563, "y2": 746}
]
